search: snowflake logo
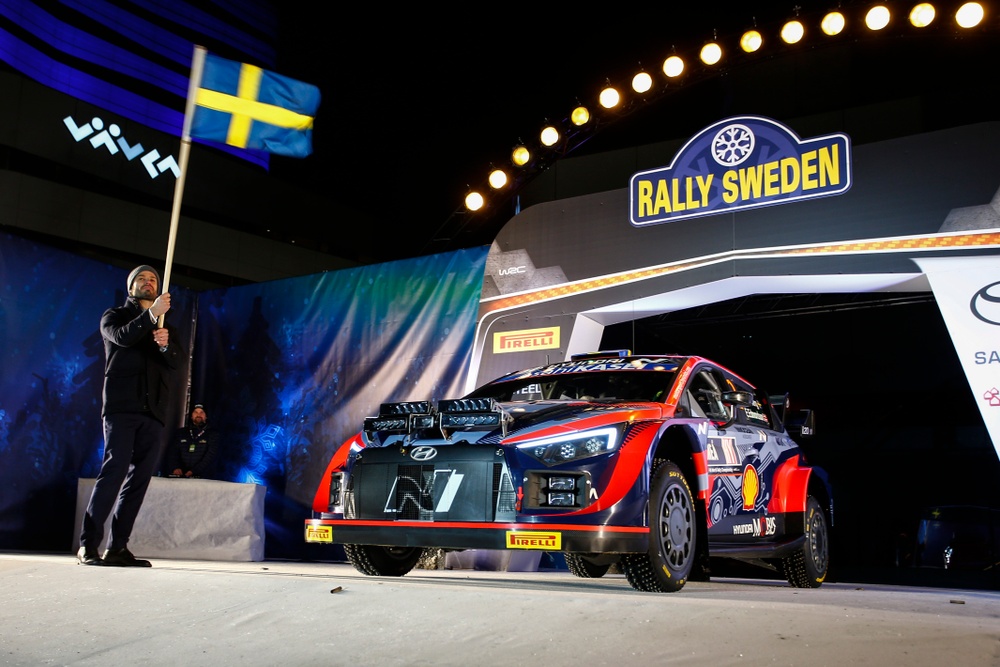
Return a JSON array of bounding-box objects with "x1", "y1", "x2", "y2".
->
[{"x1": 712, "y1": 123, "x2": 755, "y2": 166}]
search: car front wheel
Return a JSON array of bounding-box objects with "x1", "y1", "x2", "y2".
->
[{"x1": 620, "y1": 460, "x2": 696, "y2": 592}]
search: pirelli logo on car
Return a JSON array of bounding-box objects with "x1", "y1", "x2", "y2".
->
[
  {"x1": 506, "y1": 531, "x2": 562, "y2": 549},
  {"x1": 494, "y1": 327, "x2": 560, "y2": 354},
  {"x1": 305, "y1": 523, "x2": 333, "y2": 543}
]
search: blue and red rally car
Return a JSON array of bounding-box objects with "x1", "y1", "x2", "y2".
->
[{"x1": 306, "y1": 351, "x2": 832, "y2": 592}]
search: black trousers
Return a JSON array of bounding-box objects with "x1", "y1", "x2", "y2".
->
[{"x1": 80, "y1": 412, "x2": 164, "y2": 551}]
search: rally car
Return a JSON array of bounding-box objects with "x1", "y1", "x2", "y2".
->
[{"x1": 305, "y1": 351, "x2": 831, "y2": 592}]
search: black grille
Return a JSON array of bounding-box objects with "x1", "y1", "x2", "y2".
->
[
  {"x1": 494, "y1": 462, "x2": 517, "y2": 516},
  {"x1": 349, "y1": 444, "x2": 513, "y2": 522},
  {"x1": 344, "y1": 476, "x2": 357, "y2": 519}
]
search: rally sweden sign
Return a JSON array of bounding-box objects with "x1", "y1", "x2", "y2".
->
[{"x1": 629, "y1": 115, "x2": 851, "y2": 227}]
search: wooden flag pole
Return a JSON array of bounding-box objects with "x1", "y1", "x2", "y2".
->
[{"x1": 159, "y1": 45, "x2": 206, "y2": 328}]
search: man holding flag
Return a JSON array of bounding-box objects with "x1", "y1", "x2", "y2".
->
[
  {"x1": 77, "y1": 47, "x2": 320, "y2": 566},
  {"x1": 78, "y1": 265, "x2": 184, "y2": 567}
]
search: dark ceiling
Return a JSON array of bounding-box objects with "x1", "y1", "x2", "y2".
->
[{"x1": 265, "y1": 3, "x2": 998, "y2": 267}]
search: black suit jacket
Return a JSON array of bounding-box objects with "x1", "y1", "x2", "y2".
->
[{"x1": 100, "y1": 296, "x2": 185, "y2": 425}]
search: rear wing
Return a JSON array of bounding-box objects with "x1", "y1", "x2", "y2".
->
[{"x1": 769, "y1": 393, "x2": 815, "y2": 438}]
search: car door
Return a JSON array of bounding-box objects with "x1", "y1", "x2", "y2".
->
[{"x1": 688, "y1": 365, "x2": 783, "y2": 542}]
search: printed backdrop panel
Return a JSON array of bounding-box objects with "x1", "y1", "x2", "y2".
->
[
  {"x1": 0, "y1": 233, "x2": 194, "y2": 550},
  {"x1": 0, "y1": 230, "x2": 487, "y2": 556}
]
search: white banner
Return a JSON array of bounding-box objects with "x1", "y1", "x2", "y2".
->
[{"x1": 915, "y1": 257, "x2": 1000, "y2": 462}]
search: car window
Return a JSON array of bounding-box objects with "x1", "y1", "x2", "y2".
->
[
  {"x1": 685, "y1": 369, "x2": 729, "y2": 420},
  {"x1": 676, "y1": 389, "x2": 707, "y2": 418},
  {"x1": 471, "y1": 370, "x2": 676, "y2": 403}
]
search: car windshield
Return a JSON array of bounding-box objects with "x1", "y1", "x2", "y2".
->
[{"x1": 468, "y1": 369, "x2": 678, "y2": 403}]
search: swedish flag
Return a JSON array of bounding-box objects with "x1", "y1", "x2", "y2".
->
[{"x1": 189, "y1": 51, "x2": 321, "y2": 158}]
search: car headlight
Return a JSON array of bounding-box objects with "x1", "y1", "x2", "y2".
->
[{"x1": 516, "y1": 427, "x2": 620, "y2": 466}]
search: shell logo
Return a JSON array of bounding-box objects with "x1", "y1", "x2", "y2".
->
[{"x1": 742, "y1": 464, "x2": 759, "y2": 510}]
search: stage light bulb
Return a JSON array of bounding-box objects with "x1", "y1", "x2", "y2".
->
[
  {"x1": 631, "y1": 71, "x2": 652, "y2": 93},
  {"x1": 956, "y1": 2, "x2": 984, "y2": 28},
  {"x1": 465, "y1": 191, "x2": 484, "y2": 211},
  {"x1": 662, "y1": 55, "x2": 684, "y2": 78},
  {"x1": 821, "y1": 11, "x2": 846, "y2": 35},
  {"x1": 540, "y1": 125, "x2": 560, "y2": 146},
  {"x1": 866, "y1": 5, "x2": 891, "y2": 30},
  {"x1": 781, "y1": 20, "x2": 804, "y2": 44},
  {"x1": 909, "y1": 3, "x2": 935, "y2": 27},
  {"x1": 571, "y1": 106, "x2": 590, "y2": 126},
  {"x1": 700, "y1": 42, "x2": 722, "y2": 65},
  {"x1": 599, "y1": 86, "x2": 620, "y2": 109},
  {"x1": 488, "y1": 169, "x2": 507, "y2": 189},
  {"x1": 740, "y1": 30, "x2": 762, "y2": 53},
  {"x1": 512, "y1": 146, "x2": 530, "y2": 166}
]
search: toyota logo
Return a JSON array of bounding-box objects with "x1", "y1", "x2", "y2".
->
[
  {"x1": 970, "y1": 281, "x2": 1000, "y2": 325},
  {"x1": 410, "y1": 446, "x2": 438, "y2": 461}
]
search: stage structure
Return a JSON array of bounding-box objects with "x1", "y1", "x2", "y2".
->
[{"x1": 470, "y1": 117, "x2": 1000, "y2": 460}]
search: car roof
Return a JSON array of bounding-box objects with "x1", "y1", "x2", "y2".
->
[
  {"x1": 488, "y1": 351, "x2": 757, "y2": 390},
  {"x1": 490, "y1": 352, "x2": 694, "y2": 383}
]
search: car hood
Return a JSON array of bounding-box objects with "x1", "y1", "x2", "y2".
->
[{"x1": 364, "y1": 399, "x2": 666, "y2": 449}]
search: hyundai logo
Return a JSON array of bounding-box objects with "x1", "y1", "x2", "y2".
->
[
  {"x1": 410, "y1": 446, "x2": 438, "y2": 461},
  {"x1": 970, "y1": 281, "x2": 1000, "y2": 326}
]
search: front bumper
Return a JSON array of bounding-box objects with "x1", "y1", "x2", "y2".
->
[{"x1": 304, "y1": 517, "x2": 650, "y2": 553}]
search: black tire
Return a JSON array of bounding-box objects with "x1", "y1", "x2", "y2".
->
[
  {"x1": 564, "y1": 553, "x2": 611, "y2": 578},
  {"x1": 343, "y1": 544, "x2": 424, "y2": 577},
  {"x1": 780, "y1": 496, "x2": 829, "y2": 588},
  {"x1": 620, "y1": 460, "x2": 696, "y2": 592}
]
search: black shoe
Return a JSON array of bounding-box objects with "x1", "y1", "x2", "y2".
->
[
  {"x1": 77, "y1": 547, "x2": 103, "y2": 566},
  {"x1": 102, "y1": 547, "x2": 152, "y2": 568}
]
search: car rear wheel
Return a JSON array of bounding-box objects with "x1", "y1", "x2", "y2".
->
[
  {"x1": 564, "y1": 553, "x2": 611, "y2": 578},
  {"x1": 780, "y1": 496, "x2": 829, "y2": 588},
  {"x1": 343, "y1": 544, "x2": 424, "y2": 577},
  {"x1": 620, "y1": 460, "x2": 696, "y2": 592}
]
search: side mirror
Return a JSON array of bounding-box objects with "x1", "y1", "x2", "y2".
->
[
  {"x1": 722, "y1": 390, "x2": 754, "y2": 406},
  {"x1": 716, "y1": 391, "x2": 754, "y2": 428}
]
